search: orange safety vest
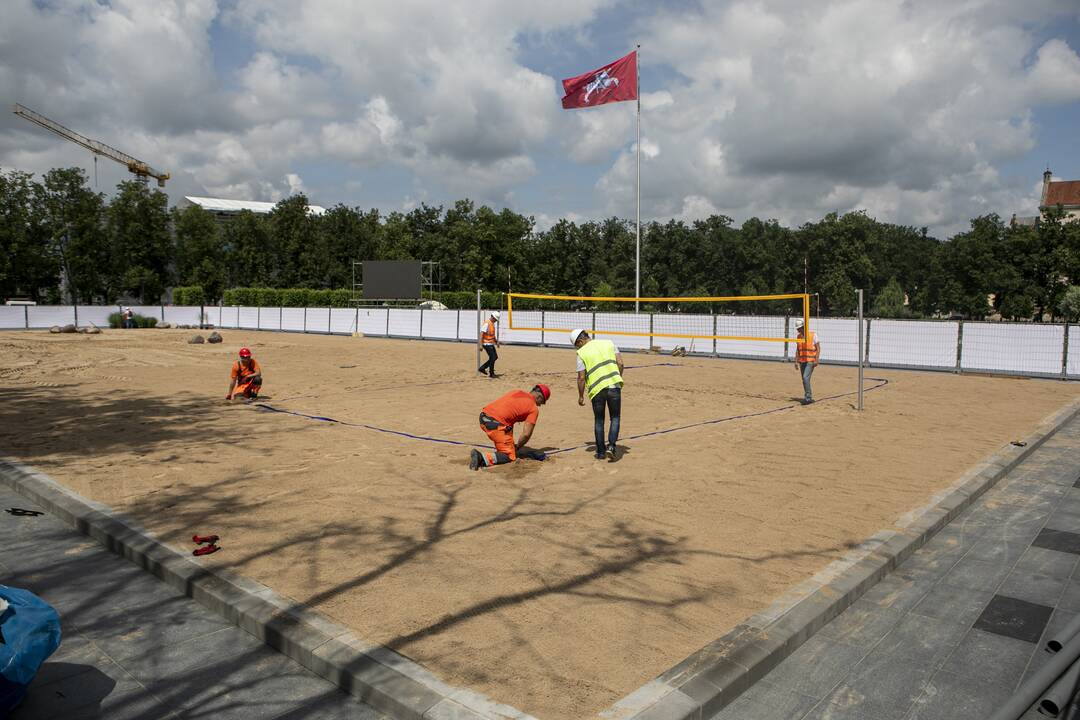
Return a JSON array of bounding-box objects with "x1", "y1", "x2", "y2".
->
[
  {"x1": 481, "y1": 319, "x2": 497, "y2": 345},
  {"x1": 796, "y1": 332, "x2": 819, "y2": 363}
]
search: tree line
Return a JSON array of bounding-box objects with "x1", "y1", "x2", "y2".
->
[{"x1": 3, "y1": 166, "x2": 1080, "y2": 319}]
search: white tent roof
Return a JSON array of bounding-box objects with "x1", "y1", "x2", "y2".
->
[{"x1": 183, "y1": 196, "x2": 327, "y2": 216}]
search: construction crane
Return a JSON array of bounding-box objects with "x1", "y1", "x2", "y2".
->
[{"x1": 12, "y1": 103, "x2": 170, "y2": 187}]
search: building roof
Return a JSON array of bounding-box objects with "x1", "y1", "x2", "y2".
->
[
  {"x1": 183, "y1": 196, "x2": 327, "y2": 216},
  {"x1": 1044, "y1": 181, "x2": 1080, "y2": 208}
]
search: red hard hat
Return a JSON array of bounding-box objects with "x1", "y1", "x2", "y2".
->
[
  {"x1": 238, "y1": 347, "x2": 252, "y2": 358},
  {"x1": 533, "y1": 383, "x2": 551, "y2": 401}
]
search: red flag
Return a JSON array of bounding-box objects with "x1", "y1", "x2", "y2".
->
[{"x1": 561, "y1": 51, "x2": 638, "y2": 109}]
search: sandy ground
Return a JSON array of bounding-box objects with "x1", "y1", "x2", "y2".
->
[{"x1": 1, "y1": 328, "x2": 1076, "y2": 719}]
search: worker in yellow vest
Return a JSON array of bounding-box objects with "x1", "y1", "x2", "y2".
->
[
  {"x1": 794, "y1": 320, "x2": 821, "y2": 405},
  {"x1": 478, "y1": 311, "x2": 500, "y2": 378},
  {"x1": 571, "y1": 329, "x2": 624, "y2": 461}
]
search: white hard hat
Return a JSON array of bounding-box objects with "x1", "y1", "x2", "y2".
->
[
  {"x1": 490, "y1": 311, "x2": 500, "y2": 320},
  {"x1": 570, "y1": 328, "x2": 587, "y2": 345},
  {"x1": 795, "y1": 319, "x2": 805, "y2": 328}
]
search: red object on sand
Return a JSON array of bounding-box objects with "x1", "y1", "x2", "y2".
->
[
  {"x1": 193, "y1": 544, "x2": 220, "y2": 556},
  {"x1": 192, "y1": 534, "x2": 219, "y2": 545}
]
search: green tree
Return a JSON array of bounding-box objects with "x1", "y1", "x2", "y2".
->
[
  {"x1": 34, "y1": 168, "x2": 108, "y2": 303},
  {"x1": 105, "y1": 181, "x2": 172, "y2": 303},
  {"x1": 173, "y1": 204, "x2": 225, "y2": 301},
  {"x1": 0, "y1": 169, "x2": 55, "y2": 301},
  {"x1": 1059, "y1": 286, "x2": 1080, "y2": 322},
  {"x1": 871, "y1": 278, "x2": 907, "y2": 318}
]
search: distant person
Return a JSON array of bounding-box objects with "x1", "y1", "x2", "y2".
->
[
  {"x1": 794, "y1": 320, "x2": 821, "y2": 405},
  {"x1": 226, "y1": 347, "x2": 263, "y2": 401},
  {"x1": 470, "y1": 384, "x2": 550, "y2": 469},
  {"x1": 571, "y1": 329, "x2": 624, "y2": 461},
  {"x1": 122, "y1": 307, "x2": 134, "y2": 329},
  {"x1": 477, "y1": 311, "x2": 500, "y2": 378}
]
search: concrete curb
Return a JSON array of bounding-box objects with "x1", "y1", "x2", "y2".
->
[
  {"x1": 0, "y1": 458, "x2": 537, "y2": 720},
  {"x1": 598, "y1": 397, "x2": 1080, "y2": 720}
]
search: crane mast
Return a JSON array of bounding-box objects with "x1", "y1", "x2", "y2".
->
[{"x1": 11, "y1": 103, "x2": 170, "y2": 187}]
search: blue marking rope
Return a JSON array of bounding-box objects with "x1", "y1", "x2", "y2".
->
[{"x1": 255, "y1": 372, "x2": 890, "y2": 457}]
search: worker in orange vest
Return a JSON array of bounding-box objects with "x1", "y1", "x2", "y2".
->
[
  {"x1": 477, "y1": 311, "x2": 500, "y2": 378},
  {"x1": 226, "y1": 347, "x2": 263, "y2": 401},
  {"x1": 794, "y1": 320, "x2": 821, "y2": 405}
]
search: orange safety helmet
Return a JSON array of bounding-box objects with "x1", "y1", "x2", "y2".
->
[{"x1": 238, "y1": 347, "x2": 252, "y2": 358}]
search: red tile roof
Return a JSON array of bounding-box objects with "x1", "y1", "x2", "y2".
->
[{"x1": 1045, "y1": 181, "x2": 1080, "y2": 207}]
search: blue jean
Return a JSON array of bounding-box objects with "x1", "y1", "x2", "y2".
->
[
  {"x1": 591, "y1": 386, "x2": 621, "y2": 454},
  {"x1": 799, "y1": 363, "x2": 815, "y2": 400}
]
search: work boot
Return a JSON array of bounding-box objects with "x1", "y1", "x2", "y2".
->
[
  {"x1": 469, "y1": 449, "x2": 483, "y2": 470},
  {"x1": 801, "y1": 398, "x2": 814, "y2": 405},
  {"x1": 606, "y1": 444, "x2": 617, "y2": 461}
]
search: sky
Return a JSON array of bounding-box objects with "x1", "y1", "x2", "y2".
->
[{"x1": 1, "y1": 0, "x2": 1079, "y2": 239}]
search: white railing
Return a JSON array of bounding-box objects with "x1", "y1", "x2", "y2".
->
[{"x1": 3, "y1": 305, "x2": 1077, "y2": 380}]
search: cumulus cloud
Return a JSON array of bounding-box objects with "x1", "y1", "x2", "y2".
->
[
  {"x1": 0, "y1": 0, "x2": 1078, "y2": 235},
  {"x1": 589, "y1": 0, "x2": 1080, "y2": 236}
]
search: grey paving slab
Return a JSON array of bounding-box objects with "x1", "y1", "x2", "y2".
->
[
  {"x1": 998, "y1": 567, "x2": 1068, "y2": 608},
  {"x1": 815, "y1": 600, "x2": 905, "y2": 647},
  {"x1": 857, "y1": 574, "x2": 933, "y2": 614},
  {"x1": 757, "y1": 635, "x2": 868, "y2": 701},
  {"x1": 818, "y1": 653, "x2": 932, "y2": 720},
  {"x1": 903, "y1": 670, "x2": 1016, "y2": 720},
  {"x1": 1059, "y1": 578, "x2": 1080, "y2": 612},
  {"x1": 937, "y1": 556, "x2": 1012, "y2": 593},
  {"x1": 938, "y1": 628, "x2": 1034, "y2": 689},
  {"x1": 707, "y1": 679, "x2": 818, "y2": 720},
  {"x1": 909, "y1": 584, "x2": 996, "y2": 626},
  {"x1": 1014, "y1": 545, "x2": 1079, "y2": 579},
  {"x1": 2, "y1": 489, "x2": 386, "y2": 720},
  {"x1": 860, "y1": 614, "x2": 968, "y2": 669}
]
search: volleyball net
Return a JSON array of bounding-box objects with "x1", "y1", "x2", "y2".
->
[{"x1": 506, "y1": 293, "x2": 811, "y2": 343}]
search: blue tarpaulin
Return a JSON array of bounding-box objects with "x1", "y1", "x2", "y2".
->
[{"x1": 0, "y1": 585, "x2": 61, "y2": 715}]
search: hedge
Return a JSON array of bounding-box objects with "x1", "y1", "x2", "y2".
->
[
  {"x1": 216, "y1": 288, "x2": 503, "y2": 309},
  {"x1": 173, "y1": 286, "x2": 206, "y2": 306},
  {"x1": 108, "y1": 312, "x2": 158, "y2": 329}
]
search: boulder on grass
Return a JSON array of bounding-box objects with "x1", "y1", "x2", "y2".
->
[
  {"x1": 188, "y1": 335, "x2": 205, "y2": 344},
  {"x1": 85, "y1": 325, "x2": 101, "y2": 335},
  {"x1": 207, "y1": 331, "x2": 223, "y2": 344},
  {"x1": 49, "y1": 326, "x2": 61, "y2": 334},
  {"x1": 158, "y1": 322, "x2": 172, "y2": 329},
  {"x1": 60, "y1": 324, "x2": 77, "y2": 334}
]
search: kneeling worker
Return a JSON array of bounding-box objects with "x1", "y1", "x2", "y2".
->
[
  {"x1": 571, "y1": 329, "x2": 624, "y2": 460},
  {"x1": 226, "y1": 347, "x2": 263, "y2": 401},
  {"x1": 470, "y1": 384, "x2": 550, "y2": 469}
]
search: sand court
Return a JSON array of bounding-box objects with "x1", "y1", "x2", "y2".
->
[{"x1": 1, "y1": 328, "x2": 1076, "y2": 719}]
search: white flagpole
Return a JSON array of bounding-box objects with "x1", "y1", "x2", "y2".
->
[{"x1": 635, "y1": 44, "x2": 641, "y2": 313}]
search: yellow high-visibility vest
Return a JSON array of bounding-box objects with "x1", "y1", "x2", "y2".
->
[{"x1": 577, "y1": 339, "x2": 623, "y2": 399}]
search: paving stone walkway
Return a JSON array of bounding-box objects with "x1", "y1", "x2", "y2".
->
[
  {"x1": 0, "y1": 487, "x2": 385, "y2": 720},
  {"x1": 711, "y1": 415, "x2": 1080, "y2": 720}
]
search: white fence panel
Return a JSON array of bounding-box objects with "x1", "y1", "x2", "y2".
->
[
  {"x1": 962, "y1": 322, "x2": 1063, "y2": 376},
  {"x1": 162, "y1": 306, "x2": 202, "y2": 327},
  {"x1": 0, "y1": 306, "x2": 26, "y2": 329},
  {"x1": 650, "y1": 313, "x2": 713, "y2": 353},
  {"x1": 130, "y1": 305, "x2": 163, "y2": 322},
  {"x1": 421, "y1": 310, "x2": 459, "y2": 340},
  {"x1": 811, "y1": 318, "x2": 864, "y2": 364},
  {"x1": 388, "y1": 309, "x2": 421, "y2": 337},
  {"x1": 714, "y1": 315, "x2": 787, "y2": 358},
  {"x1": 870, "y1": 320, "x2": 958, "y2": 369},
  {"x1": 217, "y1": 307, "x2": 240, "y2": 329},
  {"x1": 595, "y1": 312, "x2": 651, "y2": 351},
  {"x1": 77, "y1": 306, "x2": 114, "y2": 328},
  {"x1": 1069, "y1": 327, "x2": 1080, "y2": 377},
  {"x1": 459, "y1": 310, "x2": 482, "y2": 342},
  {"x1": 258, "y1": 307, "x2": 280, "y2": 331},
  {"x1": 358, "y1": 308, "x2": 389, "y2": 336},
  {"x1": 27, "y1": 306, "x2": 75, "y2": 328},
  {"x1": 306, "y1": 307, "x2": 332, "y2": 334},
  {"x1": 501, "y1": 310, "x2": 542, "y2": 345},
  {"x1": 541, "y1": 312, "x2": 582, "y2": 347},
  {"x1": 236, "y1": 307, "x2": 259, "y2": 329},
  {"x1": 205, "y1": 306, "x2": 223, "y2": 328},
  {"x1": 280, "y1": 308, "x2": 304, "y2": 332},
  {"x1": 330, "y1": 308, "x2": 356, "y2": 334}
]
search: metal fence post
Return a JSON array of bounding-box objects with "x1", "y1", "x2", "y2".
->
[
  {"x1": 73, "y1": 304, "x2": 78, "y2": 328},
  {"x1": 386, "y1": 307, "x2": 391, "y2": 337},
  {"x1": 303, "y1": 306, "x2": 307, "y2": 333},
  {"x1": 327, "y1": 306, "x2": 332, "y2": 335},
  {"x1": 784, "y1": 316, "x2": 790, "y2": 361},
  {"x1": 456, "y1": 308, "x2": 461, "y2": 342},
  {"x1": 1062, "y1": 323, "x2": 1070, "y2": 380},
  {"x1": 955, "y1": 320, "x2": 964, "y2": 373},
  {"x1": 864, "y1": 317, "x2": 873, "y2": 365},
  {"x1": 857, "y1": 289, "x2": 864, "y2": 411},
  {"x1": 648, "y1": 313, "x2": 654, "y2": 350},
  {"x1": 712, "y1": 314, "x2": 718, "y2": 357},
  {"x1": 591, "y1": 311, "x2": 596, "y2": 333},
  {"x1": 257, "y1": 305, "x2": 261, "y2": 330},
  {"x1": 475, "y1": 289, "x2": 481, "y2": 371},
  {"x1": 419, "y1": 307, "x2": 425, "y2": 339},
  {"x1": 541, "y1": 309, "x2": 546, "y2": 346},
  {"x1": 23, "y1": 305, "x2": 28, "y2": 329},
  {"x1": 279, "y1": 306, "x2": 283, "y2": 331}
]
